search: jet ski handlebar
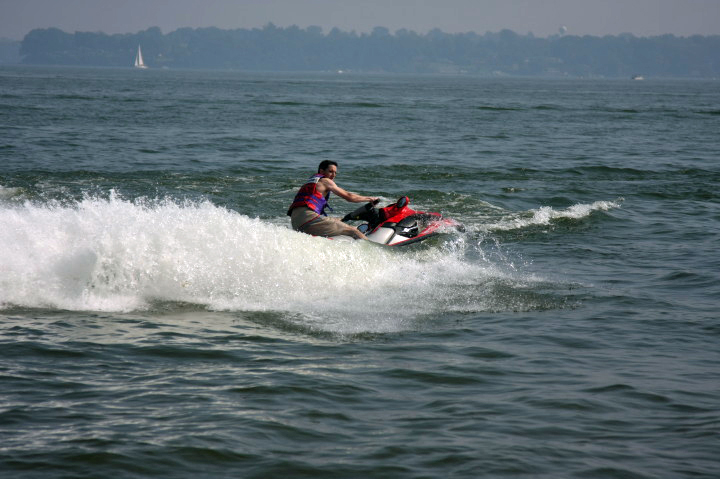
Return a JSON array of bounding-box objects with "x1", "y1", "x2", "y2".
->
[{"x1": 342, "y1": 199, "x2": 380, "y2": 223}]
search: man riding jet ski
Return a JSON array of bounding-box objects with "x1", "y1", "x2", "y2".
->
[{"x1": 287, "y1": 160, "x2": 378, "y2": 240}]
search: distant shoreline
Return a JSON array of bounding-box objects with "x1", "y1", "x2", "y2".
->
[{"x1": 12, "y1": 26, "x2": 720, "y2": 78}]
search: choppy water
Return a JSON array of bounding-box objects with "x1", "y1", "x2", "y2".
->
[{"x1": 1, "y1": 66, "x2": 719, "y2": 478}]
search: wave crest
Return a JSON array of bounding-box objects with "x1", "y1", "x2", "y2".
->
[
  {"x1": 0, "y1": 194, "x2": 582, "y2": 332},
  {"x1": 483, "y1": 199, "x2": 623, "y2": 232}
]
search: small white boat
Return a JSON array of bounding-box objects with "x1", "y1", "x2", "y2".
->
[{"x1": 134, "y1": 45, "x2": 148, "y2": 69}]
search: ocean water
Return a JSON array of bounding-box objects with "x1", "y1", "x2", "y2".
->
[{"x1": 1, "y1": 66, "x2": 719, "y2": 478}]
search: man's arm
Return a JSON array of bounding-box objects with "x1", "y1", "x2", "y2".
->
[{"x1": 321, "y1": 178, "x2": 377, "y2": 203}]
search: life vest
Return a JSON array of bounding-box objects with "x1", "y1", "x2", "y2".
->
[{"x1": 287, "y1": 174, "x2": 331, "y2": 216}]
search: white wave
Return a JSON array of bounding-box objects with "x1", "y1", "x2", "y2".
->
[
  {"x1": 0, "y1": 194, "x2": 540, "y2": 333},
  {"x1": 0, "y1": 185, "x2": 24, "y2": 201},
  {"x1": 483, "y1": 199, "x2": 623, "y2": 232}
]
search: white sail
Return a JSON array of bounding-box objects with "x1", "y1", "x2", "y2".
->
[{"x1": 134, "y1": 45, "x2": 148, "y2": 69}]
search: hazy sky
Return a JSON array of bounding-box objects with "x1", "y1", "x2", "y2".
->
[{"x1": 2, "y1": 0, "x2": 719, "y2": 40}]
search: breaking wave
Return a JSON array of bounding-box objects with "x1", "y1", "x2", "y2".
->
[
  {"x1": 481, "y1": 199, "x2": 623, "y2": 232},
  {"x1": 0, "y1": 193, "x2": 613, "y2": 333}
]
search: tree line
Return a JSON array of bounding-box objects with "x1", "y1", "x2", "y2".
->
[{"x1": 17, "y1": 24, "x2": 720, "y2": 77}]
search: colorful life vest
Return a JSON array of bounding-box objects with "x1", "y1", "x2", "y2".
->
[{"x1": 287, "y1": 174, "x2": 331, "y2": 216}]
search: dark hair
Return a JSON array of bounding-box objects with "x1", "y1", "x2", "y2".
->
[{"x1": 318, "y1": 160, "x2": 338, "y2": 172}]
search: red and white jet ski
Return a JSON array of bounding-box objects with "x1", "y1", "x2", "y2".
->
[{"x1": 339, "y1": 196, "x2": 460, "y2": 246}]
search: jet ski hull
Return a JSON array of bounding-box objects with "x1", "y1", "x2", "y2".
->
[{"x1": 337, "y1": 197, "x2": 459, "y2": 247}]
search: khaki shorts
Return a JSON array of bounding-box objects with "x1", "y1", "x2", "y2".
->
[{"x1": 290, "y1": 207, "x2": 361, "y2": 238}]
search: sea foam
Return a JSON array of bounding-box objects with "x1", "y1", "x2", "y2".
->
[
  {"x1": 0, "y1": 194, "x2": 532, "y2": 332},
  {"x1": 483, "y1": 199, "x2": 623, "y2": 232}
]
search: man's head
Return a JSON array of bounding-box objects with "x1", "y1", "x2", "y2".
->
[
  {"x1": 318, "y1": 160, "x2": 337, "y2": 173},
  {"x1": 318, "y1": 160, "x2": 338, "y2": 179}
]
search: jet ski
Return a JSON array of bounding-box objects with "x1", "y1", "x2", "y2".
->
[{"x1": 339, "y1": 196, "x2": 460, "y2": 246}]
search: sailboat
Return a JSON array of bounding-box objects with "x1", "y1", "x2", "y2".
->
[{"x1": 134, "y1": 45, "x2": 148, "y2": 69}]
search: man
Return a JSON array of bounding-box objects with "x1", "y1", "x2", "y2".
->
[{"x1": 287, "y1": 160, "x2": 378, "y2": 240}]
